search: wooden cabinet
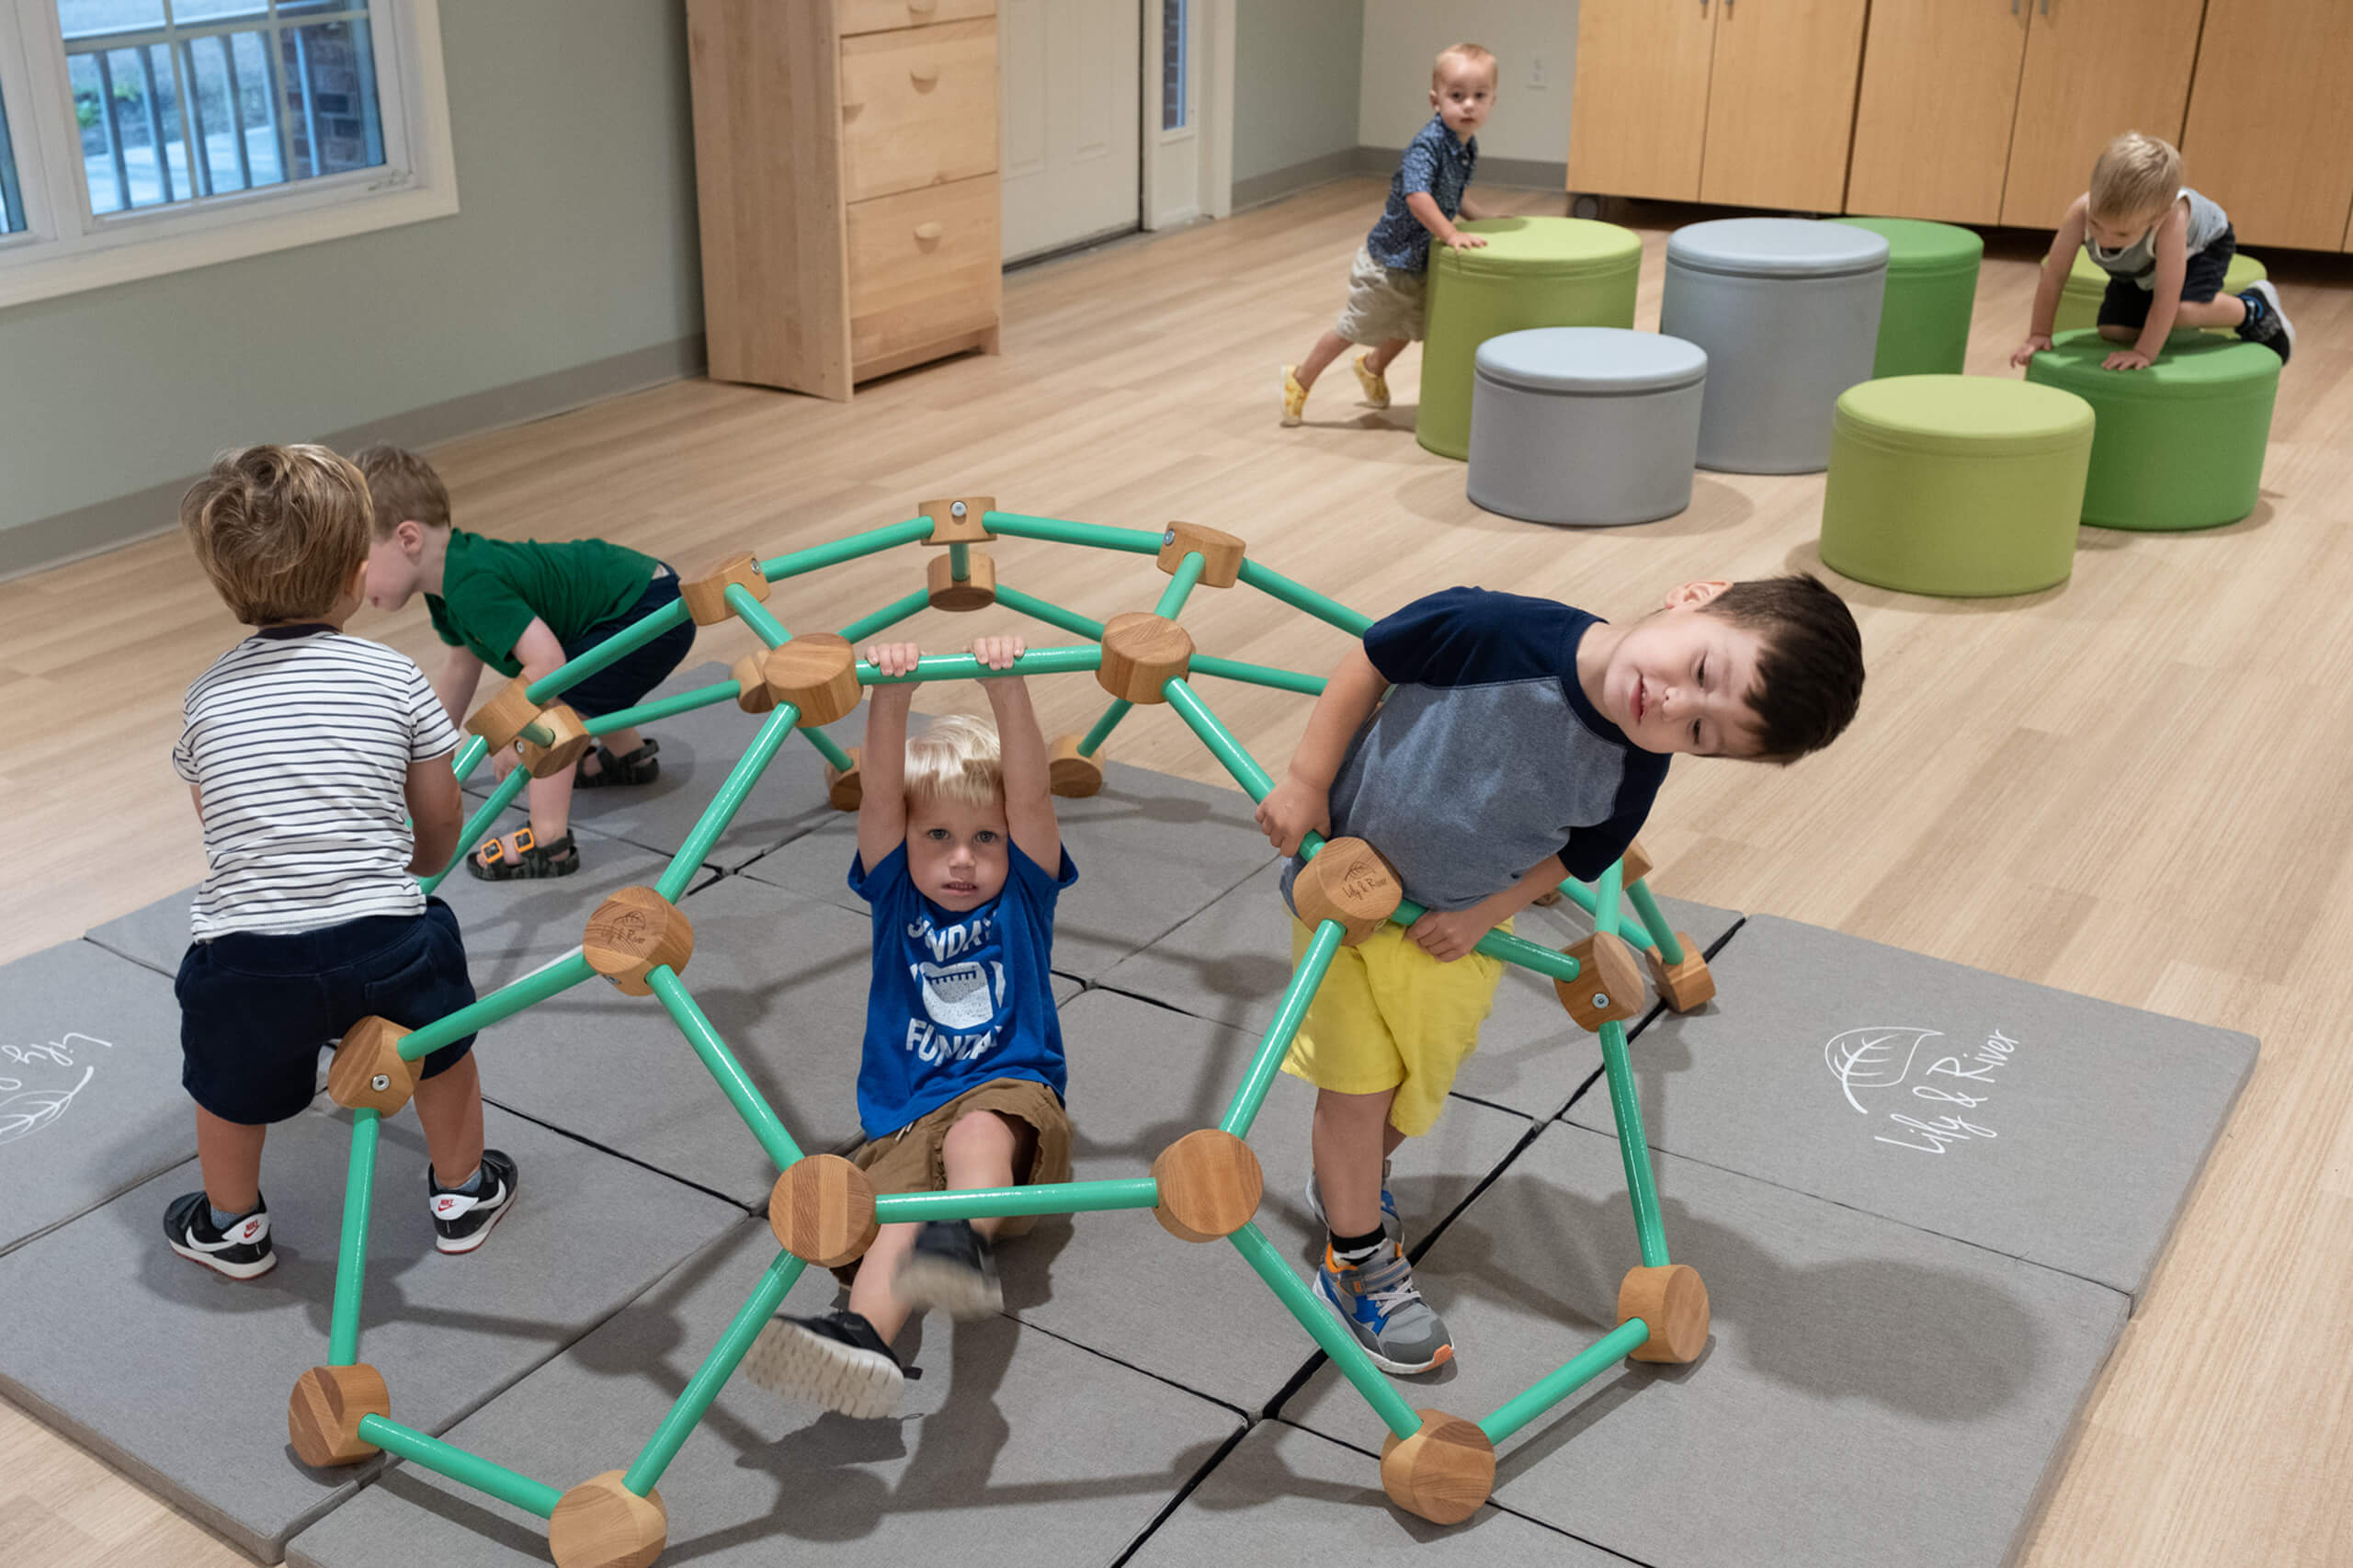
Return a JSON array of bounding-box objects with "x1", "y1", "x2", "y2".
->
[
  {"x1": 1847, "y1": 0, "x2": 2029, "y2": 224},
  {"x1": 687, "y1": 0, "x2": 1002, "y2": 401},
  {"x1": 1997, "y1": 0, "x2": 2206, "y2": 226},
  {"x1": 1570, "y1": 0, "x2": 1866, "y2": 210},
  {"x1": 2178, "y1": 0, "x2": 2353, "y2": 252}
]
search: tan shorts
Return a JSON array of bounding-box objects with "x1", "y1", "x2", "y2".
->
[
  {"x1": 830, "y1": 1076, "x2": 1073, "y2": 1285},
  {"x1": 1334, "y1": 243, "x2": 1427, "y2": 345}
]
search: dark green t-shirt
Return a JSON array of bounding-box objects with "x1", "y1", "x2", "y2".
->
[{"x1": 426, "y1": 528, "x2": 656, "y2": 676}]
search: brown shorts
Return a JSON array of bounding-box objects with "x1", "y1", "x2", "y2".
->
[{"x1": 830, "y1": 1076, "x2": 1073, "y2": 1285}]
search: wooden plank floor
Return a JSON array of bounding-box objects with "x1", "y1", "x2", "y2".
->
[{"x1": 4, "y1": 178, "x2": 2349, "y2": 1565}]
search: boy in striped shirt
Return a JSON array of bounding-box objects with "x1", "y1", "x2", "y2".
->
[{"x1": 166, "y1": 446, "x2": 517, "y2": 1279}]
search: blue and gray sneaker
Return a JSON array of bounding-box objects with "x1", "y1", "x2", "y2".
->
[
  {"x1": 1316, "y1": 1238, "x2": 1453, "y2": 1374},
  {"x1": 2236, "y1": 279, "x2": 2295, "y2": 364},
  {"x1": 1304, "y1": 1159, "x2": 1402, "y2": 1245}
]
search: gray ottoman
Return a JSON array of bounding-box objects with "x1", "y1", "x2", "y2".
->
[
  {"x1": 1468, "y1": 327, "x2": 1709, "y2": 527},
  {"x1": 1660, "y1": 219, "x2": 1890, "y2": 474}
]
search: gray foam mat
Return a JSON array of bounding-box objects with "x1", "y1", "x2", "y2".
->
[
  {"x1": 464, "y1": 661, "x2": 870, "y2": 869},
  {"x1": 739, "y1": 756, "x2": 1276, "y2": 983},
  {"x1": 1098, "y1": 861, "x2": 1741, "y2": 1118},
  {"x1": 0, "y1": 1103, "x2": 740, "y2": 1561},
  {"x1": 1005, "y1": 991, "x2": 1532, "y2": 1415},
  {"x1": 0, "y1": 942, "x2": 193, "y2": 1256},
  {"x1": 1564, "y1": 915, "x2": 2256, "y2": 1301},
  {"x1": 1280, "y1": 1121, "x2": 2129, "y2": 1568},
  {"x1": 287, "y1": 1218, "x2": 1245, "y2": 1568},
  {"x1": 1124, "y1": 1419, "x2": 1628, "y2": 1564}
]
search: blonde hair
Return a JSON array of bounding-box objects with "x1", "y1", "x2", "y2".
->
[
  {"x1": 1433, "y1": 42, "x2": 1495, "y2": 85},
  {"x1": 180, "y1": 445, "x2": 371, "y2": 625},
  {"x1": 351, "y1": 442, "x2": 451, "y2": 538},
  {"x1": 2089, "y1": 131, "x2": 2182, "y2": 222},
  {"x1": 904, "y1": 713, "x2": 1003, "y2": 810}
]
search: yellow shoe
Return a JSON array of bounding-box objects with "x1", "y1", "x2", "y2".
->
[
  {"x1": 1353, "y1": 353, "x2": 1391, "y2": 410},
  {"x1": 1281, "y1": 366, "x2": 1308, "y2": 426}
]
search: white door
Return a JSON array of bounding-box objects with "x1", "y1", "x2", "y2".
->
[{"x1": 999, "y1": 0, "x2": 1142, "y2": 262}]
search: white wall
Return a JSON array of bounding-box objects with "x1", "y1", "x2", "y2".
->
[
  {"x1": 1356, "y1": 0, "x2": 1574, "y2": 166},
  {"x1": 1233, "y1": 0, "x2": 1365, "y2": 183}
]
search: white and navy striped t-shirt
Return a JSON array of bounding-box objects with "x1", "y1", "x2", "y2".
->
[{"x1": 173, "y1": 627, "x2": 461, "y2": 939}]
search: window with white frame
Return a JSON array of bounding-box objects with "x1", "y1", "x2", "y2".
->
[{"x1": 0, "y1": 0, "x2": 453, "y2": 306}]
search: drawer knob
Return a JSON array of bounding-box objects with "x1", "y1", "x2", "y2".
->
[
  {"x1": 909, "y1": 63, "x2": 940, "y2": 86},
  {"x1": 914, "y1": 222, "x2": 945, "y2": 243}
]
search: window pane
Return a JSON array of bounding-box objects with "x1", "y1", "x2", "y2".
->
[
  {"x1": 0, "y1": 80, "x2": 25, "y2": 234},
  {"x1": 171, "y1": 0, "x2": 270, "y2": 20},
  {"x1": 1160, "y1": 0, "x2": 1188, "y2": 131},
  {"x1": 279, "y1": 19, "x2": 383, "y2": 179},
  {"x1": 56, "y1": 0, "x2": 165, "y2": 41}
]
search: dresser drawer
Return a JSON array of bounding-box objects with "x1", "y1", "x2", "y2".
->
[
  {"x1": 840, "y1": 18, "x2": 997, "y2": 202},
  {"x1": 838, "y1": 0, "x2": 994, "y2": 38},
  {"x1": 847, "y1": 176, "x2": 1000, "y2": 369}
]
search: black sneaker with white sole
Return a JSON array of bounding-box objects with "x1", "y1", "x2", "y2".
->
[
  {"x1": 2236, "y1": 279, "x2": 2295, "y2": 364},
  {"x1": 164, "y1": 1191, "x2": 276, "y2": 1280},
  {"x1": 893, "y1": 1220, "x2": 1002, "y2": 1318},
  {"x1": 740, "y1": 1309, "x2": 916, "y2": 1419},
  {"x1": 428, "y1": 1148, "x2": 517, "y2": 1255}
]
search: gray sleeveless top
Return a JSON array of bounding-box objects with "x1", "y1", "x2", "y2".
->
[{"x1": 2086, "y1": 187, "x2": 2229, "y2": 290}]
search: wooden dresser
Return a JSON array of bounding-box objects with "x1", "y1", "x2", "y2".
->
[{"x1": 687, "y1": 0, "x2": 1002, "y2": 400}]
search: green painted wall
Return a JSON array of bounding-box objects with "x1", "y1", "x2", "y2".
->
[{"x1": 1233, "y1": 0, "x2": 1365, "y2": 184}]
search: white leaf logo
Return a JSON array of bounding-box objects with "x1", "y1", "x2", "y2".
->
[{"x1": 1825, "y1": 1028, "x2": 1940, "y2": 1113}]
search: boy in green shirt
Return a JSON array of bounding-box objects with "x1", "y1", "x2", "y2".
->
[{"x1": 355, "y1": 445, "x2": 698, "y2": 880}]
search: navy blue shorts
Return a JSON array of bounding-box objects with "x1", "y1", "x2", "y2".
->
[
  {"x1": 2097, "y1": 226, "x2": 2237, "y2": 330},
  {"x1": 176, "y1": 898, "x2": 478, "y2": 1125},
  {"x1": 555, "y1": 567, "x2": 697, "y2": 721}
]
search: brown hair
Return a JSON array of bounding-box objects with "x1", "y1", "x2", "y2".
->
[
  {"x1": 1704, "y1": 574, "x2": 1865, "y2": 763},
  {"x1": 1433, "y1": 42, "x2": 1495, "y2": 85},
  {"x1": 2088, "y1": 131, "x2": 2181, "y2": 223},
  {"x1": 352, "y1": 442, "x2": 451, "y2": 537},
  {"x1": 180, "y1": 445, "x2": 371, "y2": 625}
]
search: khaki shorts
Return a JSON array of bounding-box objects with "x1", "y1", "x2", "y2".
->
[
  {"x1": 830, "y1": 1076, "x2": 1073, "y2": 1285},
  {"x1": 1334, "y1": 243, "x2": 1427, "y2": 345},
  {"x1": 1279, "y1": 916, "x2": 1508, "y2": 1136}
]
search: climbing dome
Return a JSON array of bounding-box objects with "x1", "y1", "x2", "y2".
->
[{"x1": 287, "y1": 501, "x2": 1720, "y2": 1566}]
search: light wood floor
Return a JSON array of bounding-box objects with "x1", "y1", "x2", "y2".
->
[{"x1": 5, "y1": 177, "x2": 2351, "y2": 1566}]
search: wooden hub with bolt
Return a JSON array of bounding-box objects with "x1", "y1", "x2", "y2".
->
[
  {"x1": 1644, "y1": 934, "x2": 1716, "y2": 1012},
  {"x1": 465, "y1": 674, "x2": 544, "y2": 753},
  {"x1": 1149, "y1": 1129, "x2": 1263, "y2": 1242},
  {"x1": 679, "y1": 550, "x2": 768, "y2": 626},
  {"x1": 920, "y1": 494, "x2": 995, "y2": 544},
  {"x1": 1291, "y1": 836, "x2": 1404, "y2": 946},
  {"x1": 1380, "y1": 1408, "x2": 1495, "y2": 1525},
  {"x1": 549, "y1": 1471, "x2": 668, "y2": 1568},
  {"x1": 825, "y1": 746, "x2": 863, "y2": 812},
  {"x1": 1618, "y1": 1262, "x2": 1711, "y2": 1363},
  {"x1": 584, "y1": 887, "x2": 695, "y2": 996},
  {"x1": 287, "y1": 1363, "x2": 390, "y2": 1468},
  {"x1": 927, "y1": 549, "x2": 997, "y2": 610},
  {"x1": 1156, "y1": 522, "x2": 1245, "y2": 587},
  {"x1": 762, "y1": 633, "x2": 862, "y2": 727},
  {"x1": 1556, "y1": 931, "x2": 1645, "y2": 1031},
  {"x1": 1097, "y1": 612, "x2": 1193, "y2": 704},
  {"x1": 769, "y1": 1153, "x2": 881, "y2": 1267},
  {"x1": 326, "y1": 1017, "x2": 418, "y2": 1116},
  {"x1": 1046, "y1": 733, "x2": 1105, "y2": 797},
  {"x1": 520, "y1": 703, "x2": 595, "y2": 778}
]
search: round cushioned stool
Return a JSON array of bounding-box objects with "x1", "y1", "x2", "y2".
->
[
  {"x1": 1418, "y1": 216, "x2": 1642, "y2": 460},
  {"x1": 1819, "y1": 376, "x2": 2094, "y2": 597},
  {"x1": 2053, "y1": 246, "x2": 2267, "y2": 337},
  {"x1": 1830, "y1": 217, "x2": 1984, "y2": 378},
  {"x1": 1467, "y1": 328, "x2": 1709, "y2": 527},
  {"x1": 2024, "y1": 329, "x2": 2280, "y2": 531},
  {"x1": 1661, "y1": 219, "x2": 1890, "y2": 473}
]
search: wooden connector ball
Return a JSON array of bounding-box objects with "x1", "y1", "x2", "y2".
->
[
  {"x1": 1291, "y1": 837, "x2": 1403, "y2": 946},
  {"x1": 926, "y1": 549, "x2": 997, "y2": 611},
  {"x1": 679, "y1": 550, "x2": 768, "y2": 626},
  {"x1": 1620, "y1": 837, "x2": 1654, "y2": 886},
  {"x1": 465, "y1": 674, "x2": 541, "y2": 752},
  {"x1": 769, "y1": 1153, "x2": 880, "y2": 1267},
  {"x1": 826, "y1": 745, "x2": 863, "y2": 812},
  {"x1": 549, "y1": 1471, "x2": 668, "y2": 1568},
  {"x1": 287, "y1": 1363, "x2": 390, "y2": 1469},
  {"x1": 920, "y1": 494, "x2": 996, "y2": 544},
  {"x1": 1097, "y1": 612, "x2": 1192, "y2": 705},
  {"x1": 1150, "y1": 1129, "x2": 1263, "y2": 1243},
  {"x1": 1618, "y1": 1262, "x2": 1711, "y2": 1363},
  {"x1": 733, "y1": 652, "x2": 777, "y2": 714},
  {"x1": 1046, "y1": 733, "x2": 1105, "y2": 797},
  {"x1": 1555, "y1": 932, "x2": 1644, "y2": 1031},
  {"x1": 584, "y1": 887, "x2": 695, "y2": 996},
  {"x1": 1156, "y1": 522, "x2": 1245, "y2": 588},
  {"x1": 762, "y1": 633, "x2": 862, "y2": 727},
  {"x1": 326, "y1": 1017, "x2": 418, "y2": 1116},
  {"x1": 1644, "y1": 933, "x2": 1716, "y2": 1013},
  {"x1": 520, "y1": 703, "x2": 594, "y2": 779},
  {"x1": 1379, "y1": 1409, "x2": 1495, "y2": 1525}
]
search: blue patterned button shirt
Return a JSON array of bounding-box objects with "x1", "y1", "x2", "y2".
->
[{"x1": 1364, "y1": 114, "x2": 1478, "y2": 274}]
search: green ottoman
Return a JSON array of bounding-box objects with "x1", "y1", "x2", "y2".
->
[
  {"x1": 1831, "y1": 217, "x2": 1984, "y2": 378},
  {"x1": 2053, "y1": 246, "x2": 2267, "y2": 336},
  {"x1": 1819, "y1": 375, "x2": 2094, "y2": 597},
  {"x1": 2024, "y1": 329, "x2": 2279, "y2": 531},
  {"x1": 1418, "y1": 216, "x2": 1641, "y2": 460}
]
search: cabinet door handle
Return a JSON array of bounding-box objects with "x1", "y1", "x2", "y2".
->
[
  {"x1": 909, "y1": 63, "x2": 941, "y2": 86},
  {"x1": 914, "y1": 222, "x2": 945, "y2": 243}
]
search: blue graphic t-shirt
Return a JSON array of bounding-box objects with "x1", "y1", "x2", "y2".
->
[{"x1": 848, "y1": 839, "x2": 1078, "y2": 1139}]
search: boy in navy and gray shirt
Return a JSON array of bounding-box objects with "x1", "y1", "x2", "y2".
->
[
  {"x1": 1283, "y1": 41, "x2": 1498, "y2": 426},
  {"x1": 1256, "y1": 578, "x2": 1865, "y2": 1375}
]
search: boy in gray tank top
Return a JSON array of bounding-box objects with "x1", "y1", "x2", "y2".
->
[{"x1": 2013, "y1": 131, "x2": 2292, "y2": 370}]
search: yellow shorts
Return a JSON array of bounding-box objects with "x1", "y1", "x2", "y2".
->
[{"x1": 1279, "y1": 916, "x2": 1509, "y2": 1137}]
